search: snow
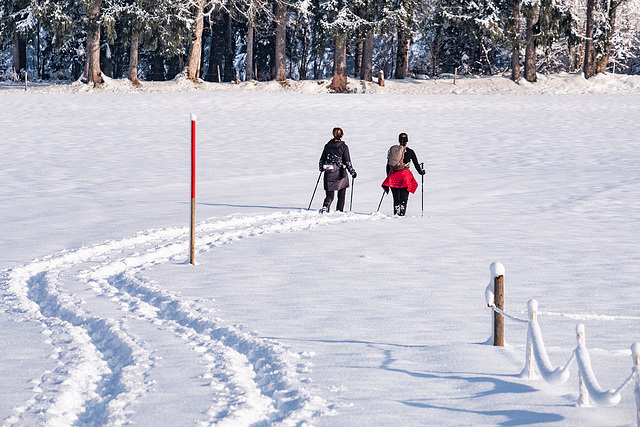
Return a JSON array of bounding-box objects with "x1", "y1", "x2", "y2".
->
[{"x1": 1, "y1": 73, "x2": 640, "y2": 426}]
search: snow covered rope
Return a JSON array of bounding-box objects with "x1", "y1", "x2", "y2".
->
[
  {"x1": 575, "y1": 324, "x2": 636, "y2": 408},
  {"x1": 520, "y1": 300, "x2": 575, "y2": 384}
]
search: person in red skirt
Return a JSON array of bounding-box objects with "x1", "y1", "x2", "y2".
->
[{"x1": 382, "y1": 133, "x2": 425, "y2": 216}]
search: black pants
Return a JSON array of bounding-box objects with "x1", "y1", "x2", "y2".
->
[
  {"x1": 390, "y1": 187, "x2": 409, "y2": 216},
  {"x1": 323, "y1": 188, "x2": 347, "y2": 212}
]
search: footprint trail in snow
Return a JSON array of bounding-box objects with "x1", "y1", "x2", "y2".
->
[{"x1": 1, "y1": 210, "x2": 380, "y2": 426}]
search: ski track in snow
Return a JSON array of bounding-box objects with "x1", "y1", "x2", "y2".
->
[{"x1": 0, "y1": 210, "x2": 380, "y2": 426}]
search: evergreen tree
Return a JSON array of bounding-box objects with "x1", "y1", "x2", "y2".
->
[
  {"x1": 523, "y1": 0, "x2": 539, "y2": 82},
  {"x1": 611, "y1": 0, "x2": 640, "y2": 73},
  {"x1": 425, "y1": 0, "x2": 505, "y2": 75},
  {"x1": 321, "y1": 0, "x2": 365, "y2": 91},
  {"x1": 594, "y1": 0, "x2": 628, "y2": 74},
  {"x1": 383, "y1": 0, "x2": 422, "y2": 78},
  {"x1": 31, "y1": 0, "x2": 85, "y2": 79},
  {"x1": 309, "y1": 0, "x2": 331, "y2": 79},
  {"x1": 271, "y1": 1, "x2": 287, "y2": 80},
  {"x1": 1, "y1": 0, "x2": 35, "y2": 77},
  {"x1": 4, "y1": 0, "x2": 640, "y2": 83},
  {"x1": 536, "y1": 0, "x2": 575, "y2": 73}
]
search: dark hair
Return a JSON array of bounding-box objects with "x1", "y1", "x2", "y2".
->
[
  {"x1": 399, "y1": 133, "x2": 408, "y2": 145},
  {"x1": 332, "y1": 127, "x2": 344, "y2": 140}
]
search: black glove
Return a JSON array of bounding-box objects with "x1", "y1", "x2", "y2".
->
[
  {"x1": 419, "y1": 170, "x2": 426, "y2": 176},
  {"x1": 352, "y1": 172, "x2": 357, "y2": 179}
]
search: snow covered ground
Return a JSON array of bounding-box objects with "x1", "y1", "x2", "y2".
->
[{"x1": 1, "y1": 73, "x2": 640, "y2": 426}]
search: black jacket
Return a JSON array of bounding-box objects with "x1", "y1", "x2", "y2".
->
[
  {"x1": 386, "y1": 146, "x2": 425, "y2": 175},
  {"x1": 319, "y1": 139, "x2": 356, "y2": 191}
]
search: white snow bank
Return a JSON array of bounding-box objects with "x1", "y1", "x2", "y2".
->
[{"x1": 2, "y1": 72, "x2": 640, "y2": 95}]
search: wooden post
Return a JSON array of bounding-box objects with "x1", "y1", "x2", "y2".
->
[
  {"x1": 378, "y1": 70, "x2": 385, "y2": 87},
  {"x1": 25, "y1": 72, "x2": 28, "y2": 91},
  {"x1": 493, "y1": 274, "x2": 504, "y2": 346},
  {"x1": 217, "y1": 65, "x2": 221, "y2": 83},
  {"x1": 454, "y1": 67, "x2": 458, "y2": 85},
  {"x1": 190, "y1": 114, "x2": 196, "y2": 265}
]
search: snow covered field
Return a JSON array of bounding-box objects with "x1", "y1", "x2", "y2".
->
[{"x1": 1, "y1": 74, "x2": 640, "y2": 426}]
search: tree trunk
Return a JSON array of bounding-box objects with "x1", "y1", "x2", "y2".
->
[
  {"x1": 430, "y1": 36, "x2": 440, "y2": 77},
  {"x1": 395, "y1": 32, "x2": 410, "y2": 79},
  {"x1": 314, "y1": 57, "x2": 321, "y2": 80},
  {"x1": 361, "y1": 34, "x2": 373, "y2": 81},
  {"x1": 12, "y1": 32, "x2": 27, "y2": 77},
  {"x1": 354, "y1": 40, "x2": 363, "y2": 78},
  {"x1": 511, "y1": 0, "x2": 521, "y2": 81},
  {"x1": 128, "y1": 32, "x2": 141, "y2": 85},
  {"x1": 583, "y1": 0, "x2": 597, "y2": 79},
  {"x1": 224, "y1": 13, "x2": 236, "y2": 82},
  {"x1": 36, "y1": 22, "x2": 41, "y2": 79},
  {"x1": 187, "y1": 0, "x2": 206, "y2": 81},
  {"x1": 524, "y1": 6, "x2": 538, "y2": 83},
  {"x1": 596, "y1": 1, "x2": 618, "y2": 74},
  {"x1": 84, "y1": 0, "x2": 104, "y2": 87},
  {"x1": 206, "y1": 13, "x2": 225, "y2": 82},
  {"x1": 300, "y1": 23, "x2": 309, "y2": 80},
  {"x1": 329, "y1": 32, "x2": 348, "y2": 92},
  {"x1": 273, "y1": 2, "x2": 287, "y2": 81},
  {"x1": 246, "y1": 22, "x2": 254, "y2": 80}
]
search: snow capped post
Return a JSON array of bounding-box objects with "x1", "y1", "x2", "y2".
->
[
  {"x1": 577, "y1": 324, "x2": 590, "y2": 407},
  {"x1": 487, "y1": 262, "x2": 505, "y2": 346},
  {"x1": 520, "y1": 299, "x2": 537, "y2": 380},
  {"x1": 190, "y1": 114, "x2": 196, "y2": 265}
]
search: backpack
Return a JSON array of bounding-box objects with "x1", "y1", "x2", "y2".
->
[
  {"x1": 387, "y1": 145, "x2": 407, "y2": 172},
  {"x1": 323, "y1": 152, "x2": 343, "y2": 171}
]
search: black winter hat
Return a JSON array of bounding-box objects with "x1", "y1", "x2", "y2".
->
[{"x1": 399, "y1": 133, "x2": 408, "y2": 144}]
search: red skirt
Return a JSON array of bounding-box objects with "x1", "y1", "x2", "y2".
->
[{"x1": 382, "y1": 169, "x2": 418, "y2": 194}]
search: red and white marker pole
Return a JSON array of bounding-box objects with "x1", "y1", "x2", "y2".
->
[{"x1": 190, "y1": 114, "x2": 196, "y2": 265}]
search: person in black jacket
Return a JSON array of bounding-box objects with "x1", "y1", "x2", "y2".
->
[
  {"x1": 318, "y1": 127, "x2": 357, "y2": 213},
  {"x1": 382, "y1": 132, "x2": 425, "y2": 216}
]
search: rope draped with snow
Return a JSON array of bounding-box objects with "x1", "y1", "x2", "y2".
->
[
  {"x1": 520, "y1": 300, "x2": 574, "y2": 385},
  {"x1": 491, "y1": 305, "x2": 528, "y2": 324},
  {"x1": 575, "y1": 324, "x2": 636, "y2": 407},
  {"x1": 519, "y1": 301, "x2": 637, "y2": 407},
  {"x1": 482, "y1": 262, "x2": 640, "y2": 416}
]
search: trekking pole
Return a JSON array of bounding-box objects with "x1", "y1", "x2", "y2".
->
[
  {"x1": 420, "y1": 162, "x2": 424, "y2": 217},
  {"x1": 376, "y1": 190, "x2": 386, "y2": 212},
  {"x1": 308, "y1": 171, "x2": 323, "y2": 210},
  {"x1": 350, "y1": 175, "x2": 355, "y2": 211}
]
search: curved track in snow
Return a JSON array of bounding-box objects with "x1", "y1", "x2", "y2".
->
[{"x1": 1, "y1": 210, "x2": 379, "y2": 426}]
